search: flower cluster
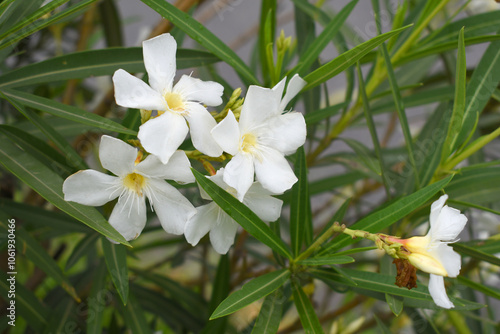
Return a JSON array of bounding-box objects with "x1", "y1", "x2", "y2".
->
[{"x1": 63, "y1": 33, "x2": 305, "y2": 254}]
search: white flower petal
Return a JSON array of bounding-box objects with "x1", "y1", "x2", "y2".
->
[
  {"x1": 63, "y1": 170, "x2": 119, "y2": 206},
  {"x1": 261, "y1": 113, "x2": 306, "y2": 155},
  {"x1": 223, "y1": 153, "x2": 254, "y2": 200},
  {"x1": 112, "y1": 69, "x2": 166, "y2": 110},
  {"x1": 244, "y1": 183, "x2": 283, "y2": 222},
  {"x1": 174, "y1": 75, "x2": 224, "y2": 106},
  {"x1": 210, "y1": 214, "x2": 238, "y2": 254},
  {"x1": 430, "y1": 194, "x2": 448, "y2": 227},
  {"x1": 99, "y1": 135, "x2": 137, "y2": 176},
  {"x1": 138, "y1": 112, "x2": 189, "y2": 164},
  {"x1": 108, "y1": 192, "x2": 147, "y2": 241},
  {"x1": 136, "y1": 151, "x2": 194, "y2": 184},
  {"x1": 143, "y1": 33, "x2": 176, "y2": 94},
  {"x1": 279, "y1": 74, "x2": 306, "y2": 112},
  {"x1": 254, "y1": 148, "x2": 297, "y2": 194},
  {"x1": 428, "y1": 274, "x2": 454, "y2": 309},
  {"x1": 184, "y1": 202, "x2": 220, "y2": 246},
  {"x1": 211, "y1": 110, "x2": 240, "y2": 155},
  {"x1": 239, "y1": 80, "x2": 286, "y2": 131},
  {"x1": 431, "y1": 205, "x2": 468, "y2": 242},
  {"x1": 429, "y1": 244, "x2": 461, "y2": 278},
  {"x1": 148, "y1": 179, "x2": 196, "y2": 235},
  {"x1": 184, "y1": 103, "x2": 223, "y2": 157}
]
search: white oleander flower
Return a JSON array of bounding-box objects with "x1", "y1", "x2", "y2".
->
[
  {"x1": 112, "y1": 33, "x2": 224, "y2": 164},
  {"x1": 185, "y1": 168, "x2": 283, "y2": 254},
  {"x1": 211, "y1": 75, "x2": 307, "y2": 199},
  {"x1": 63, "y1": 135, "x2": 196, "y2": 241},
  {"x1": 388, "y1": 194, "x2": 468, "y2": 308}
]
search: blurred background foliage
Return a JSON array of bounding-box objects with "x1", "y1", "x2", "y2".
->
[{"x1": 0, "y1": 0, "x2": 499, "y2": 333}]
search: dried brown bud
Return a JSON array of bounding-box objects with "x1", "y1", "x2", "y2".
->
[{"x1": 393, "y1": 258, "x2": 418, "y2": 290}]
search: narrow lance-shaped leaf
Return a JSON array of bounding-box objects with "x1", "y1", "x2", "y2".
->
[
  {"x1": 65, "y1": 233, "x2": 99, "y2": 270},
  {"x1": 302, "y1": 25, "x2": 412, "y2": 91},
  {"x1": 441, "y1": 27, "x2": 467, "y2": 163},
  {"x1": 292, "y1": 0, "x2": 358, "y2": 76},
  {"x1": 259, "y1": 0, "x2": 276, "y2": 82},
  {"x1": 211, "y1": 269, "x2": 290, "y2": 319},
  {"x1": 319, "y1": 176, "x2": 453, "y2": 254},
  {"x1": 102, "y1": 238, "x2": 129, "y2": 305},
  {"x1": 290, "y1": 147, "x2": 311, "y2": 256},
  {"x1": 1, "y1": 92, "x2": 88, "y2": 170},
  {"x1": 0, "y1": 135, "x2": 129, "y2": 245},
  {"x1": 251, "y1": 287, "x2": 285, "y2": 334},
  {"x1": 291, "y1": 279, "x2": 325, "y2": 334},
  {"x1": 192, "y1": 168, "x2": 292, "y2": 259},
  {"x1": 0, "y1": 0, "x2": 98, "y2": 51},
  {"x1": 0, "y1": 48, "x2": 220, "y2": 89},
  {"x1": 310, "y1": 268, "x2": 484, "y2": 310},
  {"x1": 297, "y1": 255, "x2": 355, "y2": 266},
  {"x1": 356, "y1": 62, "x2": 392, "y2": 195},
  {"x1": 202, "y1": 254, "x2": 230, "y2": 334},
  {"x1": 140, "y1": 0, "x2": 259, "y2": 85},
  {"x1": 1, "y1": 89, "x2": 137, "y2": 136}
]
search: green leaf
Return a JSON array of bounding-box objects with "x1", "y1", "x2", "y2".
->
[
  {"x1": 86, "y1": 261, "x2": 108, "y2": 334},
  {"x1": 117, "y1": 291, "x2": 153, "y2": 334},
  {"x1": 65, "y1": 233, "x2": 99, "y2": 270},
  {"x1": 290, "y1": 147, "x2": 311, "y2": 256},
  {"x1": 452, "y1": 243, "x2": 500, "y2": 267},
  {"x1": 0, "y1": 268, "x2": 48, "y2": 332},
  {"x1": 0, "y1": 219, "x2": 79, "y2": 301},
  {"x1": 378, "y1": 41, "x2": 420, "y2": 189},
  {"x1": 0, "y1": 198, "x2": 90, "y2": 234},
  {"x1": 0, "y1": 0, "x2": 69, "y2": 41},
  {"x1": 259, "y1": 0, "x2": 276, "y2": 82},
  {"x1": 0, "y1": 134, "x2": 130, "y2": 245},
  {"x1": 293, "y1": 0, "x2": 358, "y2": 76},
  {"x1": 2, "y1": 93, "x2": 88, "y2": 170},
  {"x1": 297, "y1": 255, "x2": 354, "y2": 266},
  {"x1": 1, "y1": 89, "x2": 137, "y2": 136},
  {"x1": 315, "y1": 198, "x2": 351, "y2": 244},
  {"x1": 441, "y1": 27, "x2": 466, "y2": 163},
  {"x1": 102, "y1": 238, "x2": 129, "y2": 305},
  {"x1": 445, "y1": 167, "x2": 500, "y2": 206},
  {"x1": 302, "y1": 25, "x2": 412, "y2": 91},
  {"x1": 0, "y1": 124, "x2": 73, "y2": 176},
  {"x1": 457, "y1": 276, "x2": 500, "y2": 300},
  {"x1": 132, "y1": 284, "x2": 204, "y2": 332},
  {"x1": 309, "y1": 268, "x2": 483, "y2": 310},
  {"x1": 291, "y1": 279, "x2": 325, "y2": 334},
  {"x1": 304, "y1": 102, "x2": 347, "y2": 126},
  {"x1": 140, "y1": 0, "x2": 259, "y2": 85},
  {"x1": 211, "y1": 269, "x2": 290, "y2": 319},
  {"x1": 132, "y1": 269, "x2": 207, "y2": 318},
  {"x1": 0, "y1": 0, "x2": 97, "y2": 51},
  {"x1": 421, "y1": 11, "x2": 500, "y2": 47},
  {"x1": 455, "y1": 30, "x2": 500, "y2": 150},
  {"x1": 0, "y1": 48, "x2": 220, "y2": 89},
  {"x1": 319, "y1": 176, "x2": 453, "y2": 254},
  {"x1": 192, "y1": 168, "x2": 292, "y2": 259},
  {"x1": 386, "y1": 293, "x2": 404, "y2": 316},
  {"x1": 251, "y1": 287, "x2": 285, "y2": 334},
  {"x1": 202, "y1": 254, "x2": 230, "y2": 334}
]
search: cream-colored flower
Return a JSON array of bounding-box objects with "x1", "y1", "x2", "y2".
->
[{"x1": 387, "y1": 194, "x2": 468, "y2": 308}]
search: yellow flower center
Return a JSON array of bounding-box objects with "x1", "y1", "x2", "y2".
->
[
  {"x1": 164, "y1": 92, "x2": 185, "y2": 112},
  {"x1": 240, "y1": 133, "x2": 257, "y2": 154},
  {"x1": 123, "y1": 173, "x2": 146, "y2": 196}
]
